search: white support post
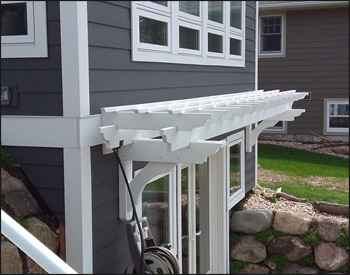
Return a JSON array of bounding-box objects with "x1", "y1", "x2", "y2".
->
[
  {"x1": 63, "y1": 148, "x2": 92, "y2": 273},
  {"x1": 188, "y1": 164, "x2": 197, "y2": 274},
  {"x1": 60, "y1": 1, "x2": 92, "y2": 273},
  {"x1": 209, "y1": 149, "x2": 227, "y2": 273}
]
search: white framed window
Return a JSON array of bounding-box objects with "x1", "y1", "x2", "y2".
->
[
  {"x1": 132, "y1": 1, "x2": 245, "y2": 67},
  {"x1": 264, "y1": 120, "x2": 286, "y2": 132},
  {"x1": 324, "y1": 99, "x2": 349, "y2": 134},
  {"x1": 259, "y1": 14, "x2": 285, "y2": 57},
  {"x1": 226, "y1": 131, "x2": 245, "y2": 210},
  {"x1": 1, "y1": 1, "x2": 48, "y2": 58}
]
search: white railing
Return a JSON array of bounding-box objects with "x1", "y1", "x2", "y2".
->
[{"x1": 1, "y1": 210, "x2": 78, "y2": 274}]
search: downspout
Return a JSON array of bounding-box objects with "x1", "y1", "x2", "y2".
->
[{"x1": 255, "y1": 1, "x2": 259, "y2": 187}]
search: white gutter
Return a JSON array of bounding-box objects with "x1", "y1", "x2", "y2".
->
[
  {"x1": 1, "y1": 210, "x2": 78, "y2": 274},
  {"x1": 259, "y1": 1, "x2": 348, "y2": 10}
]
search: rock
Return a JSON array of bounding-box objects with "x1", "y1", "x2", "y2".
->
[
  {"x1": 26, "y1": 217, "x2": 59, "y2": 254},
  {"x1": 264, "y1": 258, "x2": 276, "y2": 270},
  {"x1": 273, "y1": 212, "x2": 312, "y2": 235},
  {"x1": 238, "y1": 263, "x2": 270, "y2": 274},
  {"x1": 23, "y1": 255, "x2": 48, "y2": 274},
  {"x1": 344, "y1": 222, "x2": 349, "y2": 238},
  {"x1": 314, "y1": 242, "x2": 349, "y2": 271},
  {"x1": 1, "y1": 240, "x2": 23, "y2": 274},
  {"x1": 230, "y1": 235, "x2": 266, "y2": 263},
  {"x1": 1, "y1": 168, "x2": 39, "y2": 217},
  {"x1": 315, "y1": 218, "x2": 342, "y2": 242},
  {"x1": 272, "y1": 263, "x2": 320, "y2": 274},
  {"x1": 267, "y1": 236, "x2": 312, "y2": 262},
  {"x1": 331, "y1": 146, "x2": 349, "y2": 156},
  {"x1": 231, "y1": 210, "x2": 274, "y2": 234}
]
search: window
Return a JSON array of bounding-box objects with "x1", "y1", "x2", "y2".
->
[
  {"x1": 264, "y1": 121, "x2": 286, "y2": 132},
  {"x1": 226, "y1": 131, "x2": 245, "y2": 210},
  {"x1": 324, "y1": 99, "x2": 349, "y2": 134},
  {"x1": 1, "y1": 1, "x2": 47, "y2": 58},
  {"x1": 132, "y1": 1, "x2": 245, "y2": 67},
  {"x1": 259, "y1": 14, "x2": 285, "y2": 57}
]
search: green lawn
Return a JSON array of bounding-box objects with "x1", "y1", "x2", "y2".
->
[
  {"x1": 258, "y1": 144, "x2": 349, "y2": 178},
  {"x1": 259, "y1": 182, "x2": 349, "y2": 205},
  {"x1": 258, "y1": 143, "x2": 349, "y2": 205}
]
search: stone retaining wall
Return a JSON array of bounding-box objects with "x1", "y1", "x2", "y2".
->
[
  {"x1": 230, "y1": 210, "x2": 349, "y2": 274},
  {"x1": 1, "y1": 168, "x2": 60, "y2": 274}
]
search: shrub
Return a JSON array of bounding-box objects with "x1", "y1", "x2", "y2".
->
[
  {"x1": 337, "y1": 264, "x2": 349, "y2": 273},
  {"x1": 230, "y1": 232, "x2": 241, "y2": 247},
  {"x1": 270, "y1": 254, "x2": 289, "y2": 270},
  {"x1": 299, "y1": 254, "x2": 315, "y2": 266},
  {"x1": 255, "y1": 229, "x2": 285, "y2": 245},
  {"x1": 230, "y1": 260, "x2": 249, "y2": 273},
  {"x1": 1, "y1": 149, "x2": 13, "y2": 167},
  {"x1": 335, "y1": 233, "x2": 349, "y2": 250},
  {"x1": 15, "y1": 216, "x2": 29, "y2": 228},
  {"x1": 301, "y1": 229, "x2": 325, "y2": 247}
]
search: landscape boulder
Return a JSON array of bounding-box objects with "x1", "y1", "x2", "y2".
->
[
  {"x1": 231, "y1": 210, "x2": 274, "y2": 234},
  {"x1": 230, "y1": 235, "x2": 266, "y2": 263},
  {"x1": 272, "y1": 212, "x2": 312, "y2": 235},
  {"x1": 314, "y1": 242, "x2": 349, "y2": 271},
  {"x1": 1, "y1": 240, "x2": 23, "y2": 274},
  {"x1": 315, "y1": 218, "x2": 342, "y2": 242},
  {"x1": 237, "y1": 263, "x2": 270, "y2": 274},
  {"x1": 271, "y1": 263, "x2": 320, "y2": 274},
  {"x1": 1, "y1": 168, "x2": 39, "y2": 217},
  {"x1": 267, "y1": 236, "x2": 312, "y2": 262}
]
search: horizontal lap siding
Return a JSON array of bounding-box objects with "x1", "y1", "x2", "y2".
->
[
  {"x1": 1, "y1": 1, "x2": 63, "y2": 116},
  {"x1": 87, "y1": 1, "x2": 256, "y2": 273},
  {"x1": 1, "y1": 2, "x2": 65, "y2": 226},
  {"x1": 258, "y1": 7, "x2": 349, "y2": 135}
]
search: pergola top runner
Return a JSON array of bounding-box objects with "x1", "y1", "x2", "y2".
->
[{"x1": 99, "y1": 89, "x2": 308, "y2": 155}]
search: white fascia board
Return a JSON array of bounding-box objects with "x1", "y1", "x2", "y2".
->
[
  {"x1": 259, "y1": 1, "x2": 349, "y2": 10},
  {"x1": 1, "y1": 115, "x2": 102, "y2": 149},
  {"x1": 118, "y1": 139, "x2": 226, "y2": 164}
]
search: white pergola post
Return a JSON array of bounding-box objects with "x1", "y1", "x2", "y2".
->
[{"x1": 60, "y1": 1, "x2": 92, "y2": 273}]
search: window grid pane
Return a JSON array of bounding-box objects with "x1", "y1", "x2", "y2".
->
[
  {"x1": 140, "y1": 16, "x2": 168, "y2": 46},
  {"x1": 229, "y1": 144, "x2": 241, "y2": 196},
  {"x1": 1, "y1": 3, "x2": 28, "y2": 36},
  {"x1": 179, "y1": 1, "x2": 200, "y2": 16},
  {"x1": 230, "y1": 1, "x2": 242, "y2": 29},
  {"x1": 179, "y1": 26, "x2": 199, "y2": 50},
  {"x1": 150, "y1": 1, "x2": 168, "y2": 6},
  {"x1": 208, "y1": 33, "x2": 223, "y2": 53},
  {"x1": 230, "y1": 38, "x2": 241, "y2": 55},
  {"x1": 208, "y1": 1, "x2": 223, "y2": 23}
]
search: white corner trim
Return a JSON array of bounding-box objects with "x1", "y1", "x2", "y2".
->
[{"x1": 60, "y1": 1, "x2": 90, "y2": 117}]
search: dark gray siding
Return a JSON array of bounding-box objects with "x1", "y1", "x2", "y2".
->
[
  {"x1": 88, "y1": 1, "x2": 256, "y2": 114},
  {"x1": 258, "y1": 7, "x2": 349, "y2": 136},
  {"x1": 1, "y1": 1, "x2": 63, "y2": 116},
  {"x1": 2, "y1": 146, "x2": 65, "y2": 223},
  {"x1": 87, "y1": 1, "x2": 256, "y2": 273}
]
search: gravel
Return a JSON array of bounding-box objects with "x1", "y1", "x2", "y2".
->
[{"x1": 243, "y1": 140, "x2": 349, "y2": 224}]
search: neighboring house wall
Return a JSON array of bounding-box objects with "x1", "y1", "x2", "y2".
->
[
  {"x1": 1, "y1": 2, "x2": 65, "y2": 223},
  {"x1": 87, "y1": 1, "x2": 257, "y2": 273},
  {"x1": 258, "y1": 7, "x2": 349, "y2": 137}
]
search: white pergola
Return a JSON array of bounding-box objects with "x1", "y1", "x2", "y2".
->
[{"x1": 98, "y1": 89, "x2": 307, "y2": 273}]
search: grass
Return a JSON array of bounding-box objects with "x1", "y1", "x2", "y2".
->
[
  {"x1": 259, "y1": 182, "x2": 349, "y2": 205},
  {"x1": 258, "y1": 144, "x2": 349, "y2": 178}
]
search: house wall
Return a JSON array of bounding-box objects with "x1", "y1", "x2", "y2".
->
[
  {"x1": 1, "y1": 1, "x2": 63, "y2": 116},
  {"x1": 87, "y1": 1, "x2": 257, "y2": 273},
  {"x1": 1, "y1": 2, "x2": 65, "y2": 224},
  {"x1": 258, "y1": 7, "x2": 349, "y2": 136}
]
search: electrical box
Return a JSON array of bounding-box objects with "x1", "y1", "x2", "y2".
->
[
  {"x1": 1, "y1": 83, "x2": 18, "y2": 107},
  {"x1": 1, "y1": 86, "x2": 11, "y2": 105}
]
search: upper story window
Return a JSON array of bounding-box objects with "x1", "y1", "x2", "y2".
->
[
  {"x1": 1, "y1": 1, "x2": 47, "y2": 58},
  {"x1": 132, "y1": 1, "x2": 246, "y2": 67},
  {"x1": 324, "y1": 99, "x2": 349, "y2": 134},
  {"x1": 259, "y1": 14, "x2": 285, "y2": 57}
]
